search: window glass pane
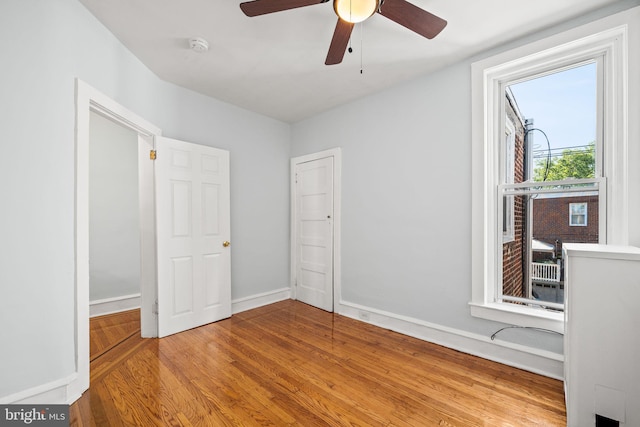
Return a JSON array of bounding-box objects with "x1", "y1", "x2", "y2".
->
[
  {"x1": 502, "y1": 194, "x2": 527, "y2": 299},
  {"x1": 503, "y1": 194, "x2": 515, "y2": 241},
  {"x1": 501, "y1": 189, "x2": 599, "y2": 306},
  {"x1": 570, "y1": 203, "x2": 586, "y2": 215},
  {"x1": 508, "y1": 63, "x2": 597, "y2": 183},
  {"x1": 500, "y1": 62, "x2": 600, "y2": 309}
]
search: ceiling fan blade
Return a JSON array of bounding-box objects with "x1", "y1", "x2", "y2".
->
[
  {"x1": 325, "y1": 18, "x2": 354, "y2": 65},
  {"x1": 377, "y1": 0, "x2": 447, "y2": 39},
  {"x1": 240, "y1": 0, "x2": 328, "y2": 17}
]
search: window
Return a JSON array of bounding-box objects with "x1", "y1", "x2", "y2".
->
[
  {"x1": 569, "y1": 203, "x2": 588, "y2": 226},
  {"x1": 470, "y1": 17, "x2": 630, "y2": 331},
  {"x1": 503, "y1": 116, "x2": 516, "y2": 243},
  {"x1": 499, "y1": 63, "x2": 601, "y2": 310}
]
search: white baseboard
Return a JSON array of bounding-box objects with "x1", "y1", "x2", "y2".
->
[
  {"x1": 232, "y1": 287, "x2": 291, "y2": 314},
  {"x1": 0, "y1": 374, "x2": 78, "y2": 405},
  {"x1": 337, "y1": 300, "x2": 564, "y2": 380},
  {"x1": 90, "y1": 294, "x2": 141, "y2": 317}
]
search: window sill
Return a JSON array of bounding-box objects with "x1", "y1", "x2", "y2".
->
[{"x1": 469, "y1": 302, "x2": 564, "y2": 333}]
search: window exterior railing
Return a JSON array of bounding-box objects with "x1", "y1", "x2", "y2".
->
[{"x1": 531, "y1": 262, "x2": 561, "y2": 283}]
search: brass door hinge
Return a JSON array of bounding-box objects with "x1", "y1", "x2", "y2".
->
[{"x1": 150, "y1": 150, "x2": 157, "y2": 160}]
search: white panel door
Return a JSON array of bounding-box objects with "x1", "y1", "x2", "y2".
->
[
  {"x1": 155, "y1": 137, "x2": 231, "y2": 337},
  {"x1": 295, "y1": 157, "x2": 334, "y2": 311}
]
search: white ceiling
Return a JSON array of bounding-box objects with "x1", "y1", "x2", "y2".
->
[{"x1": 78, "y1": 0, "x2": 620, "y2": 123}]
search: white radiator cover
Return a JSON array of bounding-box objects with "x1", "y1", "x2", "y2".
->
[{"x1": 563, "y1": 244, "x2": 640, "y2": 426}]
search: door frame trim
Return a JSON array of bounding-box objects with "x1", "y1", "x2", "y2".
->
[
  {"x1": 290, "y1": 148, "x2": 342, "y2": 312},
  {"x1": 72, "y1": 79, "x2": 161, "y2": 400}
]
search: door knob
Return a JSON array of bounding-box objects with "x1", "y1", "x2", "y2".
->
[{"x1": 223, "y1": 241, "x2": 230, "y2": 247}]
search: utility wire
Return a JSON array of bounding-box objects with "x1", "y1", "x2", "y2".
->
[
  {"x1": 490, "y1": 326, "x2": 563, "y2": 341},
  {"x1": 525, "y1": 128, "x2": 551, "y2": 181}
]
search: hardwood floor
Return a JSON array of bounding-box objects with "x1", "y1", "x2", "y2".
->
[
  {"x1": 71, "y1": 300, "x2": 566, "y2": 426},
  {"x1": 90, "y1": 309, "x2": 140, "y2": 361}
]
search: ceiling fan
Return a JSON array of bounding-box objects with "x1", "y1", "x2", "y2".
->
[{"x1": 239, "y1": 0, "x2": 447, "y2": 65}]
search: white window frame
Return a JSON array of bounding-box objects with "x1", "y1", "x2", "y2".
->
[
  {"x1": 569, "y1": 202, "x2": 588, "y2": 226},
  {"x1": 470, "y1": 15, "x2": 630, "y2": 332}
]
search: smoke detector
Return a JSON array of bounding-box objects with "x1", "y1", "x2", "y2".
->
[{"x1": 189, "y1": 37, "x2": 209, "y2": 53}]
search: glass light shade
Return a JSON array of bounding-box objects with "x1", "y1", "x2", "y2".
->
[{"x1": 333, "y1": 0, "x2": 379, "y2": 23}]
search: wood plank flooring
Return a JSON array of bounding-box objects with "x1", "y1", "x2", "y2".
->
[
  {"x1": 71, "y1": 300, "x2": 566, "y2": 426},
  {"x1": 90, "y1": 309, "x2": 140, "y2": 361}
]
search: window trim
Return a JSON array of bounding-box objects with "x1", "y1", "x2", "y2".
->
[{"x1": 470, "y1": 17, "x2": 629, "y2": 332}]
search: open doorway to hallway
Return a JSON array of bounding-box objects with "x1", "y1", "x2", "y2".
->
[
  {"x1": 88, "y1": 111, "x2": 141, "y2": 318},
  {"x1": 88, "y1": 111, "x2": 142, "y2": 360}
]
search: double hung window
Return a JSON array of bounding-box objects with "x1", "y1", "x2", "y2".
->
[
  {"x1": 569, "y1": 203, "x2": 588, "y2": 226},
  {"x1": 470, "y1": 18, "x2": 629, "y2": 331}
]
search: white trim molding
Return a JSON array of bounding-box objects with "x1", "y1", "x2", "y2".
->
[
  {"x1": 0, "y1": 374, "x2": 79, "y2": 405},
  {"x1": 337, "y1": 301, "x2": 564, "y2": 380},
  {"x1": 232, "y1": 288, "x2": 292, "y2": 314},
  {"x1": 90, "y1": 294, "x2": 141, "y2": 317},
  {"x1": 471, "y1": 8, "x2": 634, "y2": 330}
]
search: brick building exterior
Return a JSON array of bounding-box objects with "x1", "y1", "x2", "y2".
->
[
  {"x1": 532, "y1": 195, "x2": 599, "y2": 259},
  {"x1": 502, "y1": 95, "x2": 526, "y2": 299}
]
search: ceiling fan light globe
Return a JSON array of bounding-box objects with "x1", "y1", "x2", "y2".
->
[{"x1": 333, "y1": 0, "x2": 379, "y2": 23}]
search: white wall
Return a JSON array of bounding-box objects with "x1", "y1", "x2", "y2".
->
[
  {"x1": 1, "y1": 0, "x2": 637, "y2": 403},
  {"x1": 0, "y1": 0, "x2": 290, "y2": 400},
  {"x1": 291, "y1": 1, "x2": 640, "y2": 363},
  {"x1": 89, "y1": 111, "x2": 140, "y2": 302}
]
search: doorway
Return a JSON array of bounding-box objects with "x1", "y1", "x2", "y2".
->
[
  {"x1": 73, "y1": 80, "x2": 233, "y2": 400},
  {"x1": 290, "y1": 149, "x2": 342, "y2": 312},
  {"x1": 88, "y1": 111, "x2": 141, "y2": 317},
  {"x1": 72, "y1": 80, "x2": 160, "y2": 399}
]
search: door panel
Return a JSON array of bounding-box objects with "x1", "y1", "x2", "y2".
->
[
  {"x1": 295, "y1": 157, "x2": 334, "y2": 311},
  {"x1": 156, "y1": 137, "x2": 231, "y2": 337}
]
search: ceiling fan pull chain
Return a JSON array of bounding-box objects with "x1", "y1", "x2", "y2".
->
[{"x1": 360, "y1": 22, "x2": 364, "y2": 74}]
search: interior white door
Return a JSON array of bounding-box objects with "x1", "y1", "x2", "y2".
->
[
  {"x1": 295, "y1": 157, "x2": 334, "y2": 311},
  {"x1": 155, "y1": 136, "x2": 231, "y2": 337}
]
